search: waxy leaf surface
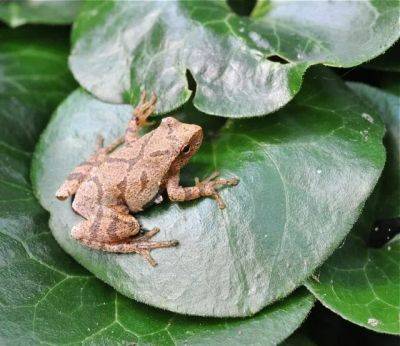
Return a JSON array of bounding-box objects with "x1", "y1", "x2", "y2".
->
[
  {"x1": 0, "y1": 0, "x2": 81, "y2": 27},
  {"x1": 69, "y1": 0, "x2": 400, "y2": 117},
  {"x1": 33, "y1": 67, "x2": 385, "y2": 317},
  {"x1": 0, "y1": 25, "x2": 314, "y2": 346},
  {"x1": 306, "y1": 83, "x2": 400, "y2": 335}
]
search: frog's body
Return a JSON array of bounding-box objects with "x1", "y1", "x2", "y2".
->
[{"x1": 56, "y1": 92, "x2": 238, "y2": 266}]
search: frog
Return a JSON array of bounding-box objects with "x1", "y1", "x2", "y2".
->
[{"x1": 55, "y1": 91, "x2": 238, "y2": 266}]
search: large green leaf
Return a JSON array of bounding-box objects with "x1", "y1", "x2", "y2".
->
[
  {"x1": 306, "y1": 83, "x2": 400, "y2": 334},
  {"x1": 0, "y1": 0, "x2": 82, "y2": 27},
  {"x1": 0, "y1": 23, "x2": 315, "y2": 346},
  {"x1": 69, "y1": 0, "x2": 400, "y2": 117},
  {"x1": 32, "y1": 67, "x2": 385, "y2": 317},
  {"x1": 0, "y1": 26, "x2": 76, "y2": 151}
]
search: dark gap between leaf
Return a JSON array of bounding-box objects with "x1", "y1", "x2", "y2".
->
[
  {"x1": 186, "y1": 69, "x2": 197, "y2": 92},
  {"x1": 333, "y1": 67, "x2": 383, "y2": 88},
  {"x1": 303, "y1": 302, "x2": 400, "y2": 346},
  {"x1": 367, "y1": 217, "x2": 400, "y2": 248},
  {"x1": 227, "y1": 0, "x2": 257, "y2": 16},
  {"x1": 266, "y1": 55, "x2": 290, "y2": 64}
]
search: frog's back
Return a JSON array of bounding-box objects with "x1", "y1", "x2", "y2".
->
[
  {"x1": 93, "y1": 131, "x2": 178, "y2": 212},
  {"x1": 73, "y1": 136, "x2": 148, "y2": 217},
  {"x1": 117, "y1": 132, "x2": 179, "y2": 212}
]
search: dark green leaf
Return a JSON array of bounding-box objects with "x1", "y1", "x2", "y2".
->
[
  {"x1": 0, "y1": 0, "x2": 82, "y2": 27},
  {"x1": 306, "y1": 83, "x2": 400, "y2": 334},
  {"x1": 32, "y1": 67, "x2": 385, "y2": 317},
  {"x1": 0, "y1": 162, "x2": 314, "y2": 344},
  {"x1": 0, "y1": 26, "x2": 77, "y2": 152},
  {"x1": 0, "y1": 23, "x2": 315, "y2": 346},
  {"x1": 69, "y1": 0, "x2": 400, "y2": 117}
]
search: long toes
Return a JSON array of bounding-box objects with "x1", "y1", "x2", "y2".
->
[
  {"x1": 213, "y1": 177, "x2": 239, "y2": 187},
  {"x1": 210, "y1": 179, "x2": 228, "y2": 188},
  {"x1": 149, "y1": 92, "x2": 157, "y2": 105},
  {"x1": 213, "y1": 192, "x2": 226, "y2": 209},
  {"x1": 140, "y1": 250, "x2": 157, "y2": 267},
  {"x1": 228, "y1": 177, "x2": 239, "y2": 186},
  {"x1": 205, "y1": 171, "x2": 220, "y2": 182},
  {"x1": 143, "y1": 106, "x2": 155, "y2": 118},
  {"x1": 139, "y1": 90, "x2": 147, "y2": 104},
  {"x1": 152, "y1": 240, "x2": 179, "y2": 248},
  {"x1": 135, "y1": 240, "x2": 179, "y2": 250},
  {"x1": 143, "y1": 227, "x2": 160, "y2": 239}
]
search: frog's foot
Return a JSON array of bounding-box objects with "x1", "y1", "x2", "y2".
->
[
  {"x1": 130, "y1": 228, "x2": 179, "y2": 266},
  {"x1": 76, "y1": 227, "x2": 178, "y2": 267},
  {"x1": 134, "y1": 90, "x2": 157, "y2": 127},
  {"x1": 195, "y1": 171, "x2": 239, "y2": 209}
]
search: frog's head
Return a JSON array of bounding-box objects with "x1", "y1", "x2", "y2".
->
[{"x1": 160, "y1": 117, "x2": 203, "y2": 169}]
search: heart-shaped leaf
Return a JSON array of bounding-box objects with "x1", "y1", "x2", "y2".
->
[
  {"x1": 32, "y1": 67, "x2": 385, "y2": 317},
  {"x1": 306, "y1": 83, "x2": 400, "y2": 334},
  {"x1": 69, "y1": 0, "x2": 400, "y2": 117},
  {"x1": 0, "y1": 24, "x2": 315, "y2": 345},
  {"x1": 0, "y1": 0, "x2": 82, "y2": 27}
]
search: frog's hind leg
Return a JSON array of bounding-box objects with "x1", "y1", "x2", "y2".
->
[
  {"x1": 56, "y1": 136, "x2": 124, "y2": 200},
  {"x1": 71, "y1": 206, "x2": 178, "y2": 266},
  {"x1": 78, "y1": 232, "x2": 178, "y2": 267}
]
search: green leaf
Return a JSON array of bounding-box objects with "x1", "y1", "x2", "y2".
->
[
  {"x1": 0, "y1": 26, "x2": 76, "y2": 151},
  {"x1": 306, "y1": 83, "x2": 400, "y2": 334},
  {"x1": 69, "y1": 0, "x2": 400, "y2": 117},
  {"x1": 32, "y1": 67, "x2": 385, "y2": 317},
  {"x1": 0, "y1": 0, "x2": 82, "y2": 27},
  {"x1": 0, "y1": 23, "x2": 315, "y2": 346}
]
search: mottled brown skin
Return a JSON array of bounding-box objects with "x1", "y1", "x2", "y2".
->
[{"x1": 56, "y1": 92, "x2": 238, "y2": 266}]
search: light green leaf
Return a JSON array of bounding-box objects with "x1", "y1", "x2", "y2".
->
[
  {"x1": 0, "y1": 0, "x2": 82, "y2": 27},
  {"x1": 69, "y1": 0, "x2": 400, "y2": 117},
  {"x1": 306, "y1": 83, "x2": 400, "y2": 334},
  {"x1": 32, "y1": 67, "x2": 385, "y2": 317}
]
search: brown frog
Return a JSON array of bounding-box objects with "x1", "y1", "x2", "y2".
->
[{"x1": 56, "y1": 92, "x2": 238, "y2": 266}]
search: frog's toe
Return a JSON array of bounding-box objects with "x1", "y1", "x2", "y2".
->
[{"x1": 141, "y1": 227, "x2": 160, "y2": 238}]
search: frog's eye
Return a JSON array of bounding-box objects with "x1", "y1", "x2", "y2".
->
[{"x1": 182, "y1": 145, "x2": 191, "y2": 154}]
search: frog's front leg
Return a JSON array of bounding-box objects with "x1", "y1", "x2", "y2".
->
[
  {"x1": 56, "y1": 136, "x2": 124, "y2": 200},
  {"x1": 71, "y1": 206, "x2": 178, "y2": 266},
  {"x1": 166, "y1": 171, "x2": 239, "y2": 209},
  {"x1": 125, "y1": 90, "x2": 157, "y2": 143}
]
